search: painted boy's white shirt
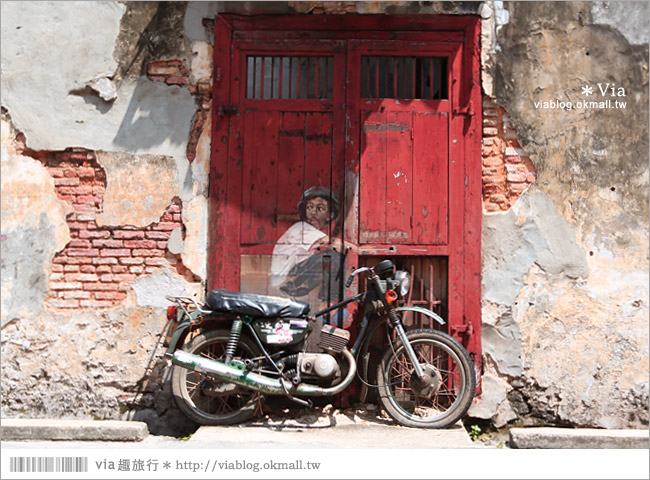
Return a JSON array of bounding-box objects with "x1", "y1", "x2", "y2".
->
[{"x1": 270, "y1": 221, "x2": 326, "y2": 287}]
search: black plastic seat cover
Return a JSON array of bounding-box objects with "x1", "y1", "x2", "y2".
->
[{"x1": 205, "y1": 289, "x2": 310, "y2": 318}]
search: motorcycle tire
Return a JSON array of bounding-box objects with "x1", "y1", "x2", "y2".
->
[
  {"x1": 171, "y1": 329, "x2": 264, "y2": 425},
  {"x1": 376, "y1": 329, "x2": 476, "y2": 429}
]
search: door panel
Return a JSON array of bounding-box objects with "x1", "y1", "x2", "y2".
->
[
  {"x1": 240, "y1": 111, "x2": 334, "y2": 245},
  {"x1": 359, "y1": 108, "x2": 448, "y2": 245}
]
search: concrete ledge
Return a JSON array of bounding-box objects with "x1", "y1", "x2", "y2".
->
[
  {"x1": 1, "y1": 419, "x2": 149, "y2": 442},
  {"x1": 509, "y1": 427, "x2": 649, "y2": 449}
]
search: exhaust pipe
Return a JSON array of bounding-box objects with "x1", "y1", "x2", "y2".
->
[{"x1": 171, "y1": 348, "x2": 357, "y2": 397}]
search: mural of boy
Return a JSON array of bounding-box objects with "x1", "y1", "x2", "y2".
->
[{"x1": 270, "y1": 186, "x2": 351, "y2": 316}]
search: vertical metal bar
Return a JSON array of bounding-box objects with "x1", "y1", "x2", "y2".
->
[
  {"x1": 393, "y1": 57, "x2": 397, "y2": 98},
  {"x1": 275, "y1": 56, "x2": 281, "y2": 99},
  {"x1": 296, "y1": 57, "x2": 301, "y2": 99},
  {"x1": 328, "y1": 56, "x2": 334, "y2": 99},
  {"x1": 375, "y1": 57, "x2": 379, "y2": 98},
  {"x1": 314, "y1": 56, "x2": 320, "y2": 99},
  {"x1": 411, "y1": 57, "x2": 416, "y2": 99},
  {"x1": 260, "y1": 56, "x2": 265, "y2": 99},
  {"x1": 429, "y1": 57, "x2": 434, "y2": 100}
]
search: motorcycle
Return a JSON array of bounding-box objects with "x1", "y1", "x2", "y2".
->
[{"x1": 163, "y1": 259, "x2": 476, "y2": 429}]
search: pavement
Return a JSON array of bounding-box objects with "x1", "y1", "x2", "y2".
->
[
  {"x1": 1, "y1": 417, "x2": 648, "y2": 449},
  {"x1": 1, "y1": 417, "x2": 477, "y2": 449}
]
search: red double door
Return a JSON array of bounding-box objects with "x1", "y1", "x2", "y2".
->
[{"x1": 209, "y1": 15, "x2": 482, "y2": 368}]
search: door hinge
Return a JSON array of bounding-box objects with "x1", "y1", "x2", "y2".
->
[
  {"x1": 453, "y1": 100, "x2": 474, "y2": 116},
  {"x1": 218, "y1": 105, "x2": 237, "y2": 117}
]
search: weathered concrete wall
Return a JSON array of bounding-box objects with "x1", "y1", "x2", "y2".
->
[
  {"x1": 1, "y1": 1, "x2": 210, "y2": 434},
  {"x1": 470, "y1": 1, "x2": 649, "y2": 429}
]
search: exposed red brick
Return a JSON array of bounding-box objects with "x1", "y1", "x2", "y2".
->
[
  {"x1": 100, "y1": 248, "x2": 131, "y2": 257},
  {"x1": 92, "y1": 239, "x2": 124, "y2": 248},
  {"x1": 83, "y1": 282, "x2": 119, "y2": 291},
  {"x1": 68, "y1": 239, "x2": 92, "y2": 249},
  {"x1": 58, "y1": 291, "x2": 91, "y2": 299},
  {"x1": 75, "y1": 213, "x2": 96, "y2": 222},
  {"x1": 50, "y1": 282, "x2": 83, "y2": 290},
  {"x1": 94, "y1": 292, "x2": 127, "y2": 301},
  {"x1": 112, "y1": 265, "x2": 128, "y2": 273},
  {"x1": 166, "y1": 76, "x2": 189, "y2": 86},
  {"x1": 77, "y1": 168, "x2": 96, "y2": 178},
  {"x1": 96, "y1": 265, "x2": 112, "y2": 274},
  {"x1": 72, "y1": 203, "x2": 95, "y2": 213},
  {"x1": 64, "y1": 257, "x2": 94, "y2": 265},
  {"x1": 49, "y1": 299, "x2": 80, "y2": 308},
  {"x1": 67, "y1": 248, "x2": 100, "y2": 257},
  {"x1": 506, "y1": 172, "x2": 528, "y2": 183},
  {"x1": 119, "y1": 257, "x2": 144, "y2": 265},
  {"x1": 123, "y1": 240, "x2": 157, "y2": 249},
  {"x1": 54, "y1": 177, "x2": 80, "y2": 187},
  {"x1": 154, "y1": 222, "x2": 179, "y2": 231},
  {"x1": 93, "y1": 257, "x2": 118, "y2": 265},
  {"x1": 79, "y1": 230, "x2": 110, "y2": 239},
  {"x1": 145, "y1": 231, "x2": 171, "y2": 240},
  {"x1": 132, "y1": 248, "x2": 164, "y2": 257},
  {"x1": 113, "y1": 230, "x2": 145, "y2": 239},
  {"x1": 144, "y1": 257, "x2": 168, "y2": 266},
  {"x1": 80, "y1": 265, "x2": 96, "y2": 274},
  {"x1": 113, "y1": 273, "x2": 137, "y2": 282}
]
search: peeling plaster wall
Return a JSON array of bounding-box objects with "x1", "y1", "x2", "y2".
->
[
  {"x1": 1, "y1": 1, "x2": 208, "y2": 434},
  {"x1": 471, "y1": 1, "x2": 649, "y2": 429},
  {"x1": 1, "y1": 115, "x2": 71, "y2": 323}
]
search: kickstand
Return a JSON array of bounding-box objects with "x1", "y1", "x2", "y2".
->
[{"x1": 279, "y1": 378, "x2": 313, "y2": 408}]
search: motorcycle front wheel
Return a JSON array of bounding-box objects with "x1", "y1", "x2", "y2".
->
[
  {"x1": 171, "y1": 329, "x2": 264, "y2": 425},
  {"x1": 376, "y1": 329, "x2": 476, "y2": 428}
]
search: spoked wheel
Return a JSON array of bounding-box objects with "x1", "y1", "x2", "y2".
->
[
  {"x1": 171, "y1": 329, "x2": 264, "y2": 425},
  {"x1": 376, "y1": 329, "x2": 476, "y2": 428}
]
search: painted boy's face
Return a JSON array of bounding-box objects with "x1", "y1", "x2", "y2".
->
[{"x1": 305, "y1": 197, "x2": 330, "y2": 230}]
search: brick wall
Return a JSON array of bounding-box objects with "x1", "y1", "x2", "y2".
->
[
  {"x1": 35, "y1": 149, "x2": 184, "y2": 310},
  {"x1": 482, "y1": 97, "x2": 537, "y2": 212}
]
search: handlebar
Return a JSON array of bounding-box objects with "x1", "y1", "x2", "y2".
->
[{"x1": 345, "y1": 267, "x2": 371, "y2": 288}]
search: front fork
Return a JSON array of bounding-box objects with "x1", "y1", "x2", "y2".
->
[{"x1": 388, "y1": 310, "x2": 426, "y2": 379}]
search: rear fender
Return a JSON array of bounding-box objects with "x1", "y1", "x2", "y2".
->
[
  {"x1": 164, "y1": 313, "x2": 232, "y2": 356},
  {"x1": 395, "y1": 305, "x2": 446, "y2": 326}
]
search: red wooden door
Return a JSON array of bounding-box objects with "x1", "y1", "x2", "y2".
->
[{"x1": 209, "y1": 16, "x2": 482, "y2": 377}]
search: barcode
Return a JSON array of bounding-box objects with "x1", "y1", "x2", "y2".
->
[{"x1": 10, "y1": 457, "x2": 88, "y2": 473}]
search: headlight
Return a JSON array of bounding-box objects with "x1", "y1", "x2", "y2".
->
[{"x1": 394, "y1": 271, "x2": 411, "y2": 298}]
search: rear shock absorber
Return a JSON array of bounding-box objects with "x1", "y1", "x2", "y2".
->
[{"x1": 224, "y1": 317, "x2": 243, "y2": 365}]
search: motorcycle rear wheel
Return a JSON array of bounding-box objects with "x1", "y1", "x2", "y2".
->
[
  {"x1": 171, "y1": 329, "x2": 264, "y2": 425},
  {"x1": 376, "y1": 329, "x2": 475, "y2": 429}
]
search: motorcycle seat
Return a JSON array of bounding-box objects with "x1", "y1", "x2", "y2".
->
[{"x1": 205, "y1": 289, "x2": 310, "y2": 318}]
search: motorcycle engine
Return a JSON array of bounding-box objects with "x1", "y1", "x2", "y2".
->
[{"x1": 298, "y1": 353, "x2": 339, "y2": 380}]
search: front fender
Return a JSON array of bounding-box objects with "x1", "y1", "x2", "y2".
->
[{"x1": 395, "y1": 305, "x2": 446, "y2": 326}]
